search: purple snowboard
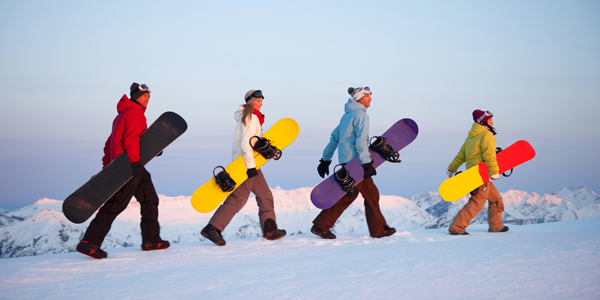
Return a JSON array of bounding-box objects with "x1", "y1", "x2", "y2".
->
[{"x1": 310, "y1": 119, "x2": 419, "y2": 209}]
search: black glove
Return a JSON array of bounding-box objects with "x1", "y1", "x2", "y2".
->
[
  {"x1": 131, "y1": 161, "x2": 146, "y2": 177},
  {"x1": 317, "y1": 159, "x2": 331, "y2": 178},
  {"x1": 247, "y1": 168, "x2": 258, "y2": 178},
  {"x1": 362, "y1": 162, "x2": 377, "y2": 178}
]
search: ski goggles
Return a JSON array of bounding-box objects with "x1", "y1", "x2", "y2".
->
[
  {"x1": 245, "y1": 90, "x2": 264, "y2": 102},
  {"x1": 476, "y1": 110, "x2": 493, "y2": 124},
  {"x1": 139, "y1": 84, "x2": 150, "y2": 92},
  {"x1": 353, "y1": 86, "x2": 372, "y2": 101}
]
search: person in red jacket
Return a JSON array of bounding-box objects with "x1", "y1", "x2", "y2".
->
[{"x1": 76, "y1": 83, "x2": 170, "y2": 259}]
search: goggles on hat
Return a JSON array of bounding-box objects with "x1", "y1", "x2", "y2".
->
[
  {"x1": 477, "y1": 110, "x2": 493, "y2": 124},
  {"x1": 245, "y1": 90, "x2": 264, "y2": 102},
  {"x1": 139, "y1": 84, "x2": 150, "y2": 93},
  {"x1": 362, "y1": 86, "x2": 372, "y2": 94}
]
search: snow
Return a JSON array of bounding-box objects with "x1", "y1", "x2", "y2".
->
[{"x1": 1, "y1": 218, "x2": 599, "y2": 299}]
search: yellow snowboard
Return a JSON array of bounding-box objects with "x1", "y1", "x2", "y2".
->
[{"x1": 191, "y1": 118, "x2": 299, "y2": 213}]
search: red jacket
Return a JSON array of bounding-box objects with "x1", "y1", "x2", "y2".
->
[{"x1": 102, "y1": 95, "x2": 147, "y2": 167}]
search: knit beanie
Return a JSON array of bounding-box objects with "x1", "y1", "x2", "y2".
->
[
  {"x1": 472, "y1": 109, "x2": 493, "y2": 124},
  {"x1": 130, "y1": 82, "x2": 150, "y2": 102},
  {"x1": 348, "y1": 86, "x2": 372, "y2": 102}
]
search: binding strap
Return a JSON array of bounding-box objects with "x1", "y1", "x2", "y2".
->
[
  {"x1": 250, "y1": 136, "x2": 282, "y2": 160},
  {"x1": 213, "y1": 166, "x2": 236, "y2": 192},
  {"x1": 369, "y1": 136, "x2": 401, "y2": 163},
  {"x1": 333, "y1": 164, "x2": 357, "y2": 196}
]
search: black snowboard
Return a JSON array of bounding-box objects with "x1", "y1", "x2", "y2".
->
[{"x1": 62, "y1": 111, "x2": 188, "y2": 224}]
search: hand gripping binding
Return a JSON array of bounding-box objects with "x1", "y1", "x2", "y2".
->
[
  {"x1": 333, "y1": 164, "x2": 357, "y2": 196},
  {"x1": 369, "y1": 136, "x2": 401, "y2": 163},
  {"x1": 250, "y1": 136, "x2": 282, "y2": 160},
  {"x1": 213, "y1": 166, "x2": 236, "y2": 192}
]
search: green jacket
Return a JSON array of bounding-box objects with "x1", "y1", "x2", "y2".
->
[{"x1": 448, "y1": 123, "x2": 499, "y2": 176}]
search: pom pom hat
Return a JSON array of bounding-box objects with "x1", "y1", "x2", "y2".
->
[
  {"x1": 348, "y1": 86, "x2": 372, "y2": 102},
  {"x1": 130, "y1": 83, "x2": 150, "y2": 102}
]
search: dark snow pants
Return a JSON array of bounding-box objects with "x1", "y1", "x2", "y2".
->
[
  {"x1": 209, "y1": 169, "x2": 277, "y2": 234},
  {"x1": 83, "y1": 169, "x2": 162, "y2": 246},
  {"x1": 312, "y1": 177, "x2": 389, "y2": 238}
]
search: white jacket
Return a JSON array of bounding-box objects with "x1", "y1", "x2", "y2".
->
[{"x1": 232, "y1": 105, "x2": 262, "y2": 169}]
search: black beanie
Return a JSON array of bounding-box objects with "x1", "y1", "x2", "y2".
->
[{"x1": 130, "y1": 82, "x2": 149, "y2": 102}]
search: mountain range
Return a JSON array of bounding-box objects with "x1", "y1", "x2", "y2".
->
[{"x1": 1, "y1": 186, "x2": 598, "y2": 258}]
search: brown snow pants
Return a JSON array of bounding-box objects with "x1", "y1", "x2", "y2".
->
[
  {"x1": 209, "y1": 169, "x2": 277, "y2": 234},
  {"x1": 312, "y1": 177, "x2": 389, "y2": 238},
  {"x1": 449, "y1": 181, "x2": 505, "y2": 234}
]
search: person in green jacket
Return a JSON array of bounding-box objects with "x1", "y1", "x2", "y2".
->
[{"x1": 446, "y1": 110, "x2": 509, "y2": 235}]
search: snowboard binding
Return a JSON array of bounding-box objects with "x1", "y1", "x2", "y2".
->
[
  {"x1": 250, "y1": 136, "x2": 282, "y2": 160},
  {"x1": 333, "y1": 164, "x2": 357, "y2": 196},
  {"x1": 213, "y1": 166, "x2": 236, "y2": 192},
  {"x1": 369, "y1": 136, "x2": 401, "y2": 163},
  {"x1": 496, "y1": 147, "x2": 513, "y2": 177}
]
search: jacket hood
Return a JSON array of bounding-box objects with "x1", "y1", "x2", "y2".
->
[
  {"x1": 117, "y1": 94, "x2": 146, "y2": 113},
  {"x1": 468, "y1": 123, "x2": 489, "y2": 138},
  {"x1": 234, "y1": 105, "x2": 244, "y2": 122},
  {"x1": 344, "y1": 98, "x2": 367, "y2": 113}
]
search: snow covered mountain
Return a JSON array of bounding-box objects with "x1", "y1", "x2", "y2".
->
[{"x1": 1, "y1": 186, "x2": 598, "y2": 258}]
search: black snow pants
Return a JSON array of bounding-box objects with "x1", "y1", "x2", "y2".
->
[{"x1": 82, "y1": 169, "x2": 162, "y2": 246}]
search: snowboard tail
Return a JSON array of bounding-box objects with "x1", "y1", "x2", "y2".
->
[
  {"x1": 190, "y1": 118, "x2": 299, "y2": 213},
  {"x1": 438, "y1": 140, "x2": 536, "y2": 202},
  {"x1": 310, "y1": 119, "x2": 419, "y2": 209},
  {"x1": 62, "y1": 112, "x2": 188, "y2": 223}
]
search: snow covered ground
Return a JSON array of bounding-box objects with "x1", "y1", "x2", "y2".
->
[{"x1": 1, "y1": 217, "x2": 599, "y2": 299}]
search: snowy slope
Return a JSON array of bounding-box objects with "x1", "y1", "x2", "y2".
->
[
  {"x1": 1, "y1": 218, "x2": 599, "y2": 299},
  {"x1": 1, "y1": 186, "x2": 599, "y2": 259}
]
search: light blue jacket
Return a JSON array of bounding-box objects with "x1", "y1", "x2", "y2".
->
[{"x1": 322, "y1": 98, "x2": 371, "y2": 165}]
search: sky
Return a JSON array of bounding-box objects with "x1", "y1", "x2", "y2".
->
[{"x1": 1, "y1": 0, "x2": 599, "y2": 210}]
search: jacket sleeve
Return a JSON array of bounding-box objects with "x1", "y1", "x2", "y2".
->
[
  {"x1": 123, "y1": 109, "x2": 146, "y2": 163},
  {"x1": 482, "y1": 132, "x2": 499, "y2": 175},
  {"x1": 241, "y1": 115, "x2": 260, "y2": 169},
  {"x1": 448, "y1": 138, "x2": 467, "y2": 172},
  {"x1": 322, "y1": 125, "x2": 340, "y2": 161},
  {"x1": 102, "y1": 135, "x2": 111, "y2": 168},
  {"x1": 354, "y1": 113, "x2": 371, "y2": 165}
]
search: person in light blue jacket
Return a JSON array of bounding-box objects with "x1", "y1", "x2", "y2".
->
[{"x1": 311, "y1": 86, "x2": 396, "y2": 239}]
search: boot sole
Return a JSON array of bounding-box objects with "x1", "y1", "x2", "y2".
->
[{"x1": 201, "y1": 231, "x2": 226, "y2": 246}]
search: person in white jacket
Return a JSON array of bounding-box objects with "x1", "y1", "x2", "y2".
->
[{"x1": 201, "y1": 90, "x2": 286, "y2": 246}]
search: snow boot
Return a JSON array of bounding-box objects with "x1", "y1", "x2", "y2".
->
[
  {"x1": 489, "y1": 226, "x2": 509, "y2": 233},
  {"x1": 449, "y1": 231, "x2": 470, "y2": 235},
  {"x1": 311, "y1": 225, "x2": 336, "y2": 239},
  {"x1": 201, "y1": 223, "x2": 226, "y2": 246},
  {"x1": 76, "y1": 240, "x2": 108, "y2": 259},
  {"x1": 263, "y1": 219, "x2": 287, "y2": 240},
  {"x1": 142, "y1": 240, "x2": 170, "y2": 251},
  {"x1": 381, "y1": 226, "x2": 396, "y2": 238}
]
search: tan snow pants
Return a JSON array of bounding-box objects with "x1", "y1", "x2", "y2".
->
[
  {"x1": 449, "y1": 181, "x2": 505, "y2": 234},
  {"x1": 209, "y1": 169, "x2": 276, "y2": 234}
]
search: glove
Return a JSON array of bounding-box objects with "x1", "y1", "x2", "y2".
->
[
  {"x1": 446, "y1": 168, "x2": 455, "y2": 178},
  {"x1": 131, "y1": 161, "x2": 146, "y2": 177},
  {"x1": 362, "y1": 162, "x2": 377, "y2": 178},
  {"x1": 490, "y1": 174, "x2": 500, "y2": 181},
  {"x1": 317, "y1": 159, "x2": 331, "y2": 178},
  {"x1": 247, "y1": 168, "x2": 258, "y2": 178}
]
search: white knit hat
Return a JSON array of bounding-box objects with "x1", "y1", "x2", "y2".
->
[{"x1": 348, "y1": 86, "x2": 372, "y2": 101}]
